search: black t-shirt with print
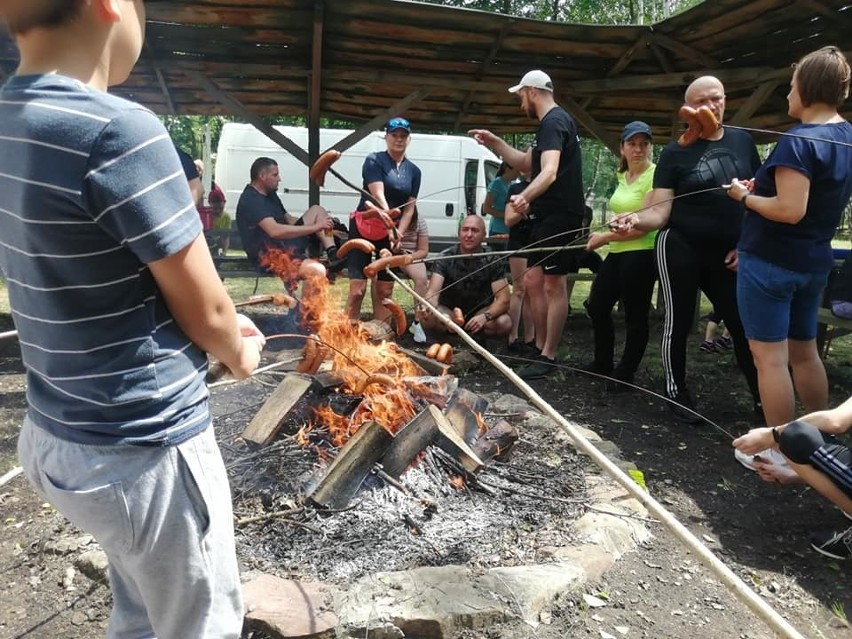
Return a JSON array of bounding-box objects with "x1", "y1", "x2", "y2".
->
[{"x1": 653, "y1": 128, "x2": 760, "y2": 248}]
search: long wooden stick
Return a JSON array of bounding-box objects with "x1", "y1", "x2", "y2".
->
[{"x1": 387, "y1": 270, "x2": 807, "y2": 639}]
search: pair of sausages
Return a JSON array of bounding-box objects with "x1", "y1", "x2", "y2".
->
[
  {"x1": 677, "y1": 105, "x2": 719, "y2": 147},
  {"x1": 426, "y1": 342, "x2": 453, "y2": 364}
]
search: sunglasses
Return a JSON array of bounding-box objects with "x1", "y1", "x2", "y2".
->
[{"x1": 387, "y1": 117, "x2": 410, "y2": 131}]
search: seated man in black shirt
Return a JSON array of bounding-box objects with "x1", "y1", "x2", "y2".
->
[
  {"x1": 235, "y1": 157, "x2": 338, "y2": 271},
  {"x1": 420, "y1": 215, "x2": 511, "y2": 338}
]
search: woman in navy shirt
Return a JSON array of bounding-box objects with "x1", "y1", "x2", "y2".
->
[
  {"x1": 728, "y1": 46, "x2": 852, "y2": 474},
  {"x1": 344, "y1": 117, "x2": 421, "y2": 322}
]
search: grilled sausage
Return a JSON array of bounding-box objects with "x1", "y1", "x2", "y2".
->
[
  {"x1": 362, "y1": 253, "x2": 414, "y2": 278},
  {"x1": 382, "y1": 298, "x2": 408, "y2": 336},
  {"x1": 451, "y1": 307, "x2": 465, "y2": 326},
  {"x1": 436, "y1": 343, "x2": 453, "y2": 364},
  {"x1": 337, "y1": 238, "x2": 375, "y2": 258},
  {"x1": 308, "y1": 150, "x2": 342, "y2": 187},
  {"x1": 426, "y1": 343, "x2": 441, "y2": 359},
  {"x1": 270, "y1": 292, "x2": 297, "y2": 308},
  {"x1": 353, "y1": 372, "x2": 397, "y2": 395},
  {"x1": 696, "y1": 105, "x2": 719, "y2": 139},
  {"x1": 297, "y1": 335, "x2": 319, "y2": 373}
]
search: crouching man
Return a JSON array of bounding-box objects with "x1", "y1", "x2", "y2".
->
[{"x1": 420, "y1": 216, "x2": 511, "y2": 338}]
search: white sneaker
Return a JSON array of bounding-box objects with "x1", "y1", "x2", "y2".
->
[
  {"x1": 410, "y1": 321, "x2": 426, "y2": 344},
  {"x1": 734, "y1": 447, "x2": 788, "y2": 472}
]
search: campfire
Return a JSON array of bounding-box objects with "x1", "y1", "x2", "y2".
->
[{"x1": 240, "y1": 248, "x2": 520, "y2": 510}]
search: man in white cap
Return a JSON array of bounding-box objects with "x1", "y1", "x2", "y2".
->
[{"x1": 469, "y1": 70, "x2": 585, "y2": 380}]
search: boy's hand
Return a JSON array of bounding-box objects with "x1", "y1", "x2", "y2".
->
[{"x1": 229, "y1": 314, "x2": 266, "y2": 379}]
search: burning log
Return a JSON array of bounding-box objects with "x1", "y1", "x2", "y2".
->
[
  {"x1": 308, "y1": 421, "x2": 394, "y2": 510},
  {"x1": 471, "y1": 419, "x2": 519, "y2": 464},
  {"x1": 380, "y1": 406, "x2": 440, "y2": 479},
  {"x1": 431, "y1": 405, "x2": 484, "y2": 474},
  {"x1": 443, "y1": 388, "x2": 489, "y2": 447},
  {"x1": 241, "y1": 373, "x2": 313, "y2": 446}
]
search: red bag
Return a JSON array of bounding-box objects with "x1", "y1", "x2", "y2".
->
[
  {"x1": 197, "y1": 206, "x2": 213, "y2": 231},
  {"x1": 351, "y1": 210, "x2": 389, "y2": 241}
]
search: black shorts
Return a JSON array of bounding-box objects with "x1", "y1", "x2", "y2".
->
[
  {"x1": 780, "y1": 420, "x2": 852, "y2": 498},
  {"x1": 528, "y1": 216, "x2": 582, "y2": 275},
  {"x1": 507, "y1": 219, "x2": 533, "y2": 252},
  {"x1": 347, "y1": 216, "x2": 392, "y2": 281}
]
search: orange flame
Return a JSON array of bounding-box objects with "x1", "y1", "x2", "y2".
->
[{"x1": 260, "y1": 248, "x2": 428, "y2": 447}]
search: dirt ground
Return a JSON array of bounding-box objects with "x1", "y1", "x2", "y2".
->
[{"x1": 1, "y1": 309, "x2": 851, "y2": 639}]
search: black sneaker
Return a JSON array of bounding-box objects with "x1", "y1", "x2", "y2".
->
[
  {"x1": 508, "y1": 339, "x2": 538, "y2": 358},
  {"x1": 578, "y1": 361, "x2": 612, "y2": 376},
  {"x1": 518, "y1": 355, "x2": 558, "y2": 380},
  {"x1": 667, "y1": 390, "x2": 703, "y2": 425},
  {"x1": 810, "y1": 525, "x2": 852, "y2": 559},
  {"x1": 606, "y1": 370, "x2": 635, "y2": 393}
]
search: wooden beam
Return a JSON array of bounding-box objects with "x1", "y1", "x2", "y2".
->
[
  {"x1": 241, "y1": 373, "x2": 313, "y2": 446},
  {"x1": 799, "y1": 0, "x2": 852, "y2": 30},
  {"x1": 330, "y1": 88, "x2": 432, "y2": 153},
  {"x1": 559, "y1": 93, "x2": 620, "y2": 155},
  {"x1": 452, "y1": 20, "x2": 514, "y2": 133},
  {"x1": 649, "y1": 41, "x2": 674, "y2": 74},
  {"x1": 153, "y1": 66, "x2": 176, "y2": 115},
  {"x1": 564, "y1": 66, "x2": 788, "y2": 95},
  {"x1": 645, "y1": 31, "x2": 717, "y2": 69},
  {"x1": 308, "y1": 1, "x2": 325, "y2": 206},
  {"x1": 730, "y1": 80, "x2": 781, "y2": 126},
  {"x1": 184, "y1": 70, "x2": 310, "y2": 166},
  {"x1": 579, "y1": 33, "x2": 648, "y2": 113}
]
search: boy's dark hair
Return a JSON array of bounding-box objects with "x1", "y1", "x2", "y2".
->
[
  {"x1": 2, "y1": 1, "x2": 84, "y2": 35},
  {"x1": 249, "y1": 157, "x2": 277, "y2": 181},
  {"x1": 793, "y1": 46, "x2": 850, "y2": 108}
]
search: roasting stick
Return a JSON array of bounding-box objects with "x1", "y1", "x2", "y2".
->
[{"x1": 387, "y1": 272, "x2": 807, "y2": 639}]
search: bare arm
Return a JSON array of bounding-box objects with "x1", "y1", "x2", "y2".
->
[
  {"x1": 519, "y1": 149, "x2": 559, "y2": 204},
  {"x1": 727, "y1": 168, "x2": 810, "y2": 224},
  {"x1": 149, "y1": 234, "x2": 263, "y2": 379},
  {"x1": 395, "y1": 197, "x2": 417, "y2": 239},
  {"x1": 481, "y1": 191, "x2": 504, "y2": 218},
  {"x1": 629, "y1": 187, "x2": 673, "y2": 232},
  {"x1": 488, "y1": 278, "x2": 511, "y2": 316},
  {"x1": 411, "y1": 225, "x2": 429, "y2": 261},
  {"x1": 468, "y1": 129, "x2": 531, "y2": 174},
  {"x1": 187, "y1": 177, "x2": 203, "y2": 207}
]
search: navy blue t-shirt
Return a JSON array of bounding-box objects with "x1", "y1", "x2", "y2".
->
[
  {"x1": 356, "y1": 151, "x2": 421, "y2": 211},
  {"x1": 236, "y1": 185, "x2": 305, "y2": 265},
  {"x1": 738, "y1": 121, "x2": 852, "y2": 274}
]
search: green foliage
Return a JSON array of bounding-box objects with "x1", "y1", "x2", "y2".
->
[{"x1": 419, "y1": 0, "x2": 703, "y2": 24}]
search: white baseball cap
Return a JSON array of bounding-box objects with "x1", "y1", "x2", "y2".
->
[{"x1": 508, "y1": 70, "x2": 554, "y2": 93}]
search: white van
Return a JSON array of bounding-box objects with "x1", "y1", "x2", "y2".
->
[{"x1": 214, "y1": 123, "x2": 501, "y2": 249}]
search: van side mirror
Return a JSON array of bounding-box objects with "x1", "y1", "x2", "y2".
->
[{"x1": 445, "y1": 203, "x2": 454, "y2": 217}]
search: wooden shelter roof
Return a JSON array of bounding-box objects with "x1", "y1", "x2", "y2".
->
[{"x1": 1, "y1": 0, "x2": 850, "y2": 150}]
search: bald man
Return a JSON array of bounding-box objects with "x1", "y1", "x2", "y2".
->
[
  {"x1": 420, "y1": 215, "x2": 511, "y2": 338},
  {"x1": 617, "y1": 76, "x2": 761, "y2": 424}
]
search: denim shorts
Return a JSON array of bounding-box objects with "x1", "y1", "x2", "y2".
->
[{"x1": 737, "y1": 251, "x2": 828, "y2": 342}]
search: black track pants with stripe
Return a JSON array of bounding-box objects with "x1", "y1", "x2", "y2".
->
[{"x1": 654, "y1": 228, "x2": 759, "y2": 402}]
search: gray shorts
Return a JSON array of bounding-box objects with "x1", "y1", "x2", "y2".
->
[{"x1": 18, "y1": 417, "x2": 243, "y2": 638}]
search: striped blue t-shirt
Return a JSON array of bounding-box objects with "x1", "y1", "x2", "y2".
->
[{"x1": 0, "y1": 74, "x2": 209, "y2": 446}]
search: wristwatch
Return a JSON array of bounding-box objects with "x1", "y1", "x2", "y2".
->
[{"x1": 483, "y1": 311, "x2": 493, "y2": 321}]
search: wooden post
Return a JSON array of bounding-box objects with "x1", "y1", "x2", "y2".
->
[
  {"x1": 380, "y1": 407, "x2": 439, "y2": 479},
  {"x1": 241, "y1": 374, "x2": 313, "y2": 446}
]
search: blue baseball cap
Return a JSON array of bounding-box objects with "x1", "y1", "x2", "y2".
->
[
  {"x1": 621, "y1": 121, "x2": 652, "y2": 142},
  {"x1": 386, "y1": 117, "x2": 411, "y2": 134}
]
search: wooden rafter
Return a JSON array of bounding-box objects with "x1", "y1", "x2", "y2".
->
[
  {"x1": 648, "y1": 40, "x2": 674, "y2": 74},
  {"x1": 185, "y1": 70, "x2": 309, "y2": 165},
  {"x1": 645, "y1": 31, "x2": 717, "y2": 69},
  {"x1": 580, "y1": 33, "x2": 648, "y2": 111},
  {"x1": 144, "y1": 40, "x2": 176, "y2": 115},
  {"x1": 559, "y1": 93, "x2": 619, "y2": 155},
  {"x1": 452, "y1": 20, "x2": 515, "y2": 133},
  {"x1": 730, "y1": 80, "x2": 781, "y2": 126},
  {"x1": 331, "y1": 88, "x2": 433, "y2": 153},
  {"x1": 798, "y1": 0, "x2": 852, "y2": 30}
]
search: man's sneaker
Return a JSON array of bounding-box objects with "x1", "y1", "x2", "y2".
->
[
  {"x1": 715, "y1": 335, "x2": 734, "y2": 350},
  {"x1": 734, "y1": 447, "x2": 788, "y2": 472},
  {"x1": 699, "y1": 340, "x2": 718, "y2": 353},
  {"x1": 507, "y1": 339, "x2": 537, "y2": 358},
  {"x1": 606, "y1": 369, "x2": 635, "y2": 393},
  {"x1": 410, "y1": 321, "x2": 427, "y2": 344},
  {"x1": 518, "y1": 355, "x2": 558, "y2": 380},
  {"x1": 667, "y1": 390, "x2": 703, "y2": 425},
  {"x1": 810, "y1": 525, "x2": 852, "y2": 559},
  {"x1": 578, "y1": 360, "x2": 612, "y2": 376}
]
